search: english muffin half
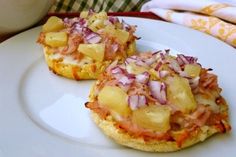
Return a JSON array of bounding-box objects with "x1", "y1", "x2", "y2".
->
[
  {"x1": 85, "y1": 50, "x2": 231, "y2": 152},
  {"x1": 37, "y1": 10, "x2": 137, "y2": 80}
]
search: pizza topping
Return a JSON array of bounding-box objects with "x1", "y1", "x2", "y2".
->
[
  {"x1": 158, "y1": 70, "x2": 170, "y2": 78},
  {"x1": 148, "y1": 81, "x2": 167, "y2": 105},
  {"x1": 111, "y1": 66, "x2": 124, "y2": 74},
  {"x1": 167, "y1": 76, "x2": 197, "y2": 113},
  {"x1": 128, "y1": 95, "x2": 147, "y2": 110},
  {"x1": 199, "y1": 69, "x2": 219, "y2": 90},
  {"x1": 135, "y1": 72, "x2": 150, "y2": 84},
  {"x1": 168, "y1": 58, "x2": 182, "y2": 73},
  {"x1": 84, "y1": 31, "x2": 101, "y2": 44},
  {"x1": 70, "y1": 19, "x2": 88, "y2": 34},
  {"x1": 64, "y1": 17, "x2": 85, "y2": 28},
  {"x1": 111, "y1": 43, "x2": 119, "y2": 53},
  {"x1": 115, "y1": 118, "x2": 172, "y2": 141},
  {"x1": 97, "y1": 86, "x2": 131, "y2": 117},
  {"x1": 86, "y1": 50, "x2": 231, "y2": 145},
  {"x1": 176, "y1": 54, "x2": 197, "y2": 66},
  {"x1": 78, "y1": 43, "x2": 105, "y2": 62},
  {"x1": 61, "y1": 35, "x2": 82, "y2": 54},
  {"x1": 118, "y1": 75, "x2": 134, "y2": 86},
  {"x1": 189, "y1": 104, "x2": 211, "y2": 127},
  {"x1": 38, "y1": 12, "x2": 137, "y2": 62},
  {"x1": 184, "y1": 64, "x2": 201, "y2": 78},
  {"x1": 108, "y1": 16, "x2": 119, "y2": 24},
  {"x1": 42, "y1": 16, "x2": 65, "y2": 32},
  {"x1": 106, "y1": 60, "x2": 118, "y2": 72},
  {"x1": 45, "y1": 32, "x2": 68, "y2": 47},
  {"x1": 132, "y1": 105, "x2": 171, "y2": 132}
]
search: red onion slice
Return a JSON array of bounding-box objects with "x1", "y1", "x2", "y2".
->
[
  {"x1": 85, "y1": 32, "x2": 101, "y2": 44},
  {"x1": 82, "y1": 27, "x2": 101, "y2": 44},
  {"x1": 67, "y1": 18, "x2": 88, "y2": 34},
  {"x1": 177, "y1": 54, "x2": 189, "y2": 65},
  {"x1": 144, "y1": 57, "x2": 156, "y2": 65},
  {"x1": 154, "y1": 62, "x2": 162, "y2": 71},
  {"x1": 108, "y1": 16, "x2": 119, "y2": 24},
  {"x1": 106, "y1": 60, "x2": 118, "y2": 72},
  {"x1": 169, "y1": 59, "x2": 182, "y2": 73},
  {"x1": 135, "y1": 72, "x2": 150, "y2": 84},
  {"x1": 128, "y1": 95, "x2": 147, "y2": 110},
  {"x1": 185, "y1": 55, "x2": 197, "y2": 64},
  {"x1": 128, "y1": 95, "x2": 139, "y2": 110},
  {"x1": 136, "y1": 60, "x2": 147, "y2": 67},
  {"x1": 158, "y1": 70, "x2": 169, "y2": 78},
  {"x1": 125, "y1": 56, "x2": 148, "y2": 67},
  {"x1": 138, "y1": 95, "x2": 147, "y2": 108},
  {"x1": 63, "y1": 17, "x2": 70, "y2": 26},
  {"x1": 148, "y1": 81, "x2": 167, "y2": 104},
  {"x1": 176, "y1": 54, "x2": 198, "y2": 65},
  {"x1": 126, "y1": 73, "x2": 136, "y2": 79},
  {"x1": 159, "y1": 83, "x2": 167, "y2": 104},
  {"x1": 82, "y1": 27, "x2": 93, "y2": 35},
  {"x1": 111, "y1": 43, "x2": 119, "y2": 53},
  {"x1": 72, "y1": 24, "x2": 83, "y2": 33},
  {"x1": 160, "y1": 52, "x2": 165, "y2": 61},
  {"x1": 152, "y1": 50, "x2": 161, "y2": 56},
  {"x1": 111, "y1": 66, "x2": 124, "y2": 74},
  {"x1": 158, "y1": 50, "x2": 170, "y2": 62},
  {"x1": 78, "y1": 18, "x2": 87, "y2": 26},
  {"x1": 176, "y1": 56, "x2": 185, "y2": 66},
  {"x1": 111, "y1": 66, "x2": 134, "y2": 86},
  {"x1": 65, "y1": 17, "x2": 87, "y2": 29},
  {"x1": 118, "y1": 75, "x2": 134, "y2": 85},
  {"x1": 125, "y1": 57, "x2": 137, "y2": 65}
]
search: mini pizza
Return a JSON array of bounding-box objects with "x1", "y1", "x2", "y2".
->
[
  {"x1": 85, "y1": 50, "x2": 231, "y2": 152},
  {"x1": 37, "y1": 10, "x2": 137, "y2": 80}
]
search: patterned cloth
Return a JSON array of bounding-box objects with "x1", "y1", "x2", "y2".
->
[
  {"x1": 141, "y1": 0, "x2": 236, "y2": 47},
  {"x1": 49, "y1": 0, "x2": 148, "y2": 12}
]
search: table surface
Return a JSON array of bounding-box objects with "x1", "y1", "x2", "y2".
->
[{"x1": 0, "y1": 12, "x2": 161, "y2": 43}]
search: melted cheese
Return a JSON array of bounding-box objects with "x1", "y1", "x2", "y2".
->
[{"x1": 50, "y1": 53, "x2": 93, "y2": 66}]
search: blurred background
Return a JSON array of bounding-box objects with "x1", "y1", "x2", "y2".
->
[{"x1": 49, "y1": 0, "x2": 236, "y2": 12}]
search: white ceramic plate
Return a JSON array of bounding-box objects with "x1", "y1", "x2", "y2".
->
[{"x1": 0, "y1": 17, "x2": 236, "y2": 157}]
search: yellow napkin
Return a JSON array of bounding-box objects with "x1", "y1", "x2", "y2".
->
[{"x1": 141, "y1": 0, "x2": 236, "y2": 47}]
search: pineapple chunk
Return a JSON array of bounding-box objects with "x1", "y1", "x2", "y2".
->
[
  {"x1": 102, "y1": 26, "x2": 129, "y2": 44},
  {"x1": 78, "y1": 44, "x2": 105, "y2": 62},
  {"x1": 126, "y1": 62, "x2": 147, "y2": 75},
  {"x1": 184, "y1": 64, "x2": 201, "y2": 78},
  {"x1": 80, "y1": 11, "x2": 89, "y2": 19},
  {"x1": 45, "y1": 32, "x2": 68, "y2": 47},
  {"x1": 98, "y1": 86, "x2": 130, "y2": 116},
  {"x1": 42, "y1": 16, "x2": 65, "y2": 32},
  {"x1": 114, "y1": 29, "x2": 129, "y2": 44},
  {"x1": 127, "y1": 41, "x2": 136, "y2": 56},
  {"x1": 88, "y1": 12, "x2": 107, "y2": 25},
  {"x1": 103, "y1": 25, "x2": 116, "y2": 35},
  {"x1": 89, "y1": 19, "x2": 105, "y2": 32},
  {"x1": 132, "y1": 105, "x2": 171, "y2": 132},
  {"x1": 167, "y1": 76, "x2": 197, "y2": 113}
]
